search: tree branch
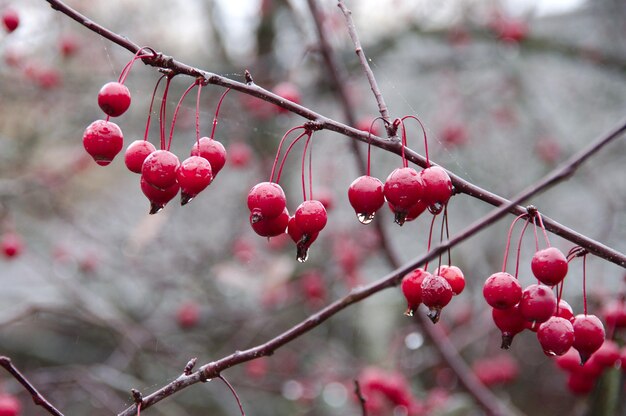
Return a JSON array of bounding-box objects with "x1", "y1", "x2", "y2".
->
[{"x1": 0, "y1": 356, "x2": 65, "y2": 416}]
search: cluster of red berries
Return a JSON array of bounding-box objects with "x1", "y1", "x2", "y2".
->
[
  {"x1": 471, "y1": 354, "x2": 519, "y2": 387},
  {"x1": 401, "y1": 264, "x2": 466, "y2": 323},
  {"x1": 82, "y1": 53, "x2": 231, "y2": 213},
  {"x1": 483, "y1": 214, "x2": 606, "y2": 370}
]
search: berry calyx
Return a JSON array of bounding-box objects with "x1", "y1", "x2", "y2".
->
[
  {"x1": 434, "y1": 265, "x2": 465, "y2": 295},
  {"x1": 348, "y1": 175, "x2": 385, "y2": 224},
  {"x1": 421, "y1": 274, "x2": 453, "y2": 323},
  {"x1": 82, "y1": 120, "x2": 124, "y2": 166},
  {"x1": 177, "y1": 156, "x2": 213, "y2": 205},
  {"x1": 190, "y1": 137, "x2": 227, "y2": 176},
  {"x1": 492, "y1": 305, "x2": 526, "y2": 349},
  {"x1": 97, "y1": 81, "x2": 131, "y2": 117},
  {"x1": 251, "y1": 208, "x2": 289, "y2": 238},
  {"x1": 519, "y1": 284, "x2": 557, "y2": 326},
  {"x1": 572, "y1": 314, "x2": 605, "y2": 364},
  {"x1": 483, "y1": 272, "x2": 522, "y2": 309},
  {"x1": 383, "y1": 167, "x2": 423, "y2": 225},
  {"x1": 401, "y1": 269, "x2": 431, "y2": 316},
  {"x1": 420, "y1": 166, "x2": 453, "y2": 214},
  {"x1": 247, "y1": 182, "x2": 287, "y2": 223},
  {"x1": 1, "y1": 9, "x2": 19, "y2": 33},
  {"x1": 294, "y1": 200, "x2": 327, "y2": 235},
  {"x1": 141, "y1": 150, "x2": 180, "y2": 190},
  {"x1": 531, "y1": 247, "x2": 568, "y2": 286},
  {"x1": 287, "y1": 215, "x2": 319, "y2": 263},
  {"x1": 124, "y1": 140, "x2": 156, "y2": 173},
  {"x1": 537, "y1": 316, "x2": 574, "y2": 356},
  {"x1": 140, "y1": 177, "x2": 180, "y2": 214}
]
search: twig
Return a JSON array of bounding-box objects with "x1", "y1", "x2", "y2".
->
[
  {"x1": 43, "y1": 0, "x2": 626, "y2": 268},
  {"x1": 0, "y1": 356, "x2": 64, "y2": 416},
  {"x1": 218, "y1": 375, "x2": 246, "y2": 416},
  {"x1": 336, "y1": 0, "x2": 393, "y2": 136},
  {"x1": 353, "y1": 380, "x2": 368, "y2": 416}
]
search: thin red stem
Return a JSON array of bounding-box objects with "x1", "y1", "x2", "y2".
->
[
  {"x1": 275, "y1": 131, "x2": 309, "y2": 184},
  {"x1": 423, "y1": 213, "x2": 437, "y2": 271},
  {"x1": 437, "y1": 210, "x2": 446, "y2": 272},
  {"x1": 118, "y1": 51, "x2": 153, "y2": 84},
  {"x1": 195, "y1": 82, "x2": 203, "y2": 145},
  {"x1": 159, "y1": 76, "x2": 173, "y2": 150},
  {"x1": 210, "y1": 88, "x2": 232, "y2": 140},
  {"x1": 168, "y1": 80, "x2": 199, "y2": 151},
  {"x1": 444, "y1": 206, "x2": 451, "y2": 265},
  {"x1": 514, "y1": 218, "x2": 532, "y2": 279},
  {"x1": 308, "y1": 136, "x2": 314, "y2": 200},
  {"x1": 269, "y1": 126, "x2": 305, "y2": 182},
  {"x1": 536, "y1": 213, "x2": 552, "y2": 247},
  {"x1": 365, "y1": 117, "x2": 385, "y2": 176},
  {"x1": 218, "y1": 375, "x2": 246, "y2": 416},
  {"x1": 401, "y1": 115, "x2": 430, "y2": 167},
  {"x1": 532, "y1": 216, "x2": 539, "y2": 251},
  {"x1": 301, "y1": 133, "x2": 313, "y2": 201},
  {"x1": 583, "y1": 254, "x2": 588, "y2": 315},
  {"x1": 143, "y1": 75, "x2": 166, "y2": 141},
  {"x1": 501, "y1": 214, "x2": 527, "y2": 273},
  {"x1": 400, "y1": 120, "x2": 408, "y2": 168}
]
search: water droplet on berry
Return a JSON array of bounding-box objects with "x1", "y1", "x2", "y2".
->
[
  {"x1": 180, "y1": 192, "x2": 194, "y2": 206},
  {"x1": 149, "y1": 202, "x2": 165, "y2": 215},
  {"x1": 394, "y1": 211, "x2": 407, "y2": 226},
  {"x1": 428, "y1": 202, "x2": 444, "y2": 215},
  {"x1": 297, "y1": 249, "x2": 309, "y2": 263},
  {"x1": 427, "y1": 307, "x2": 442, "y2": 324},
  {"x1": 356, "y1": 212, "x2": 375, "y2": 224}
]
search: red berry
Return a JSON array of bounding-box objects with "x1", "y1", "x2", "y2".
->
[
  {"x1": 419, "y1": 166, "x2": 453, "y2": 214},
  {"x1": 228, "y1": 141, "x2": 252, "y2": 168},
  {"x1": 1, "y1": 9, "x2": 19, "y2": 33},
  {"x1": 0, "y1": 394, "x2": 21, "y2": 416},
  {"x1": 472, "y1": 354, "x2": 519, "y2": 386},
  {"x1": 273, "y1": 82, "x2": 301, "y2": 114},
  {"x1": 440, "y1": 124, "x2": 468, "y2": 147},
  {"x1": 177, "y1": 156, "x2": 213, "y2": 205},
  {"x1": 176, "y1": 301, "x2": 200, "y2": 329},
  {"x1": 140, "y1": 176, "x2": 180, "y2": 214},
  {"x1": 592, "y1": 339, "x2": 620, "y2": 368},
  {"x1": 391, "y1": 199, "x2": 428, "y2": 223},
  {"x1": 247, "y1": 182, "x2": 287, "y2": 222},
  {"x1": 421, "y1": 274, "x2": 453, "y2": 323},
  {"x1": 59, "y1": 34, "x2": 79, "y2": 57},
  {"x1": 494, "y1": 18, "x2": 528, "y2": 43},
  {"x1": 602, "y1": 300, "x2": 626, "y2": 330},
  {"x1": 82, "y1": 120, "x2": 124, "y2": 166},
  {"x1": 531, "y1": 247, "x2": 568, "y2": 286},
  {"x1": 1, "y1": 232, "x2": 23, "y2": 259},
  {"x1": 348, "y1": 175, "x2": 385, "y2": 224},
  {"x1": 124, "y1": 140, "x2": 156, "y2": 173},
  {"x1": 287, "y1": 215, "x2": 319, "y2": 263},
  {"x1": 97, "y1": 81, "x2": 131, "y2": 117},
  {"x1": 537, "y1": 316, "x2": 574, "y2": 356},
  {"x1": 141, "y1": 150, "x2": 180, "y2": 190},
  {"x1": 384, "y1": 167, "x2": 423, "y2": 225},
  {"x1": 572, "y1": 314, "x2": 605, "y2": 364},
  {"x1": 492, "y1": 305, "x2": 526, "y2": 349},
  {"x1": 300, "y1": 270, "x2": 327, "y2": 307},
  {"x1": 482, "y1": 272, "x2": 522, "y2": 309},
  {"x1": 401, "y1": 269, "x2": 430, "y2": 316},
  {"x1": 315, "y1": 187, "x2": 334, "y2": 211},
  {"x1": 356, "y1": 117, "x2": 380, "y2": 136},
  {"x1": 566, "y1": 372, "x2": 595, "y2": 395},
  {"x1": 519, "y1": 284, "x2": 557, "y2": 326},
  {"x1": 294, "y1": 200, "x2": 327, "y2": 234},
  {"x1": 190, "y1": 137, "x2": 227, "y2": 176},
  {"x1": 556, "y1": 299, "x2": 575, "y2": 321},
  {"x1": 555, "y1": 348, "x2": 581, "y2": 372},
  {"x1": 251, "y1": 208, "x2": 289, "y2": 238},
  {"x1": 434, "y1": 265, "x2": 465, "y2": 295}
]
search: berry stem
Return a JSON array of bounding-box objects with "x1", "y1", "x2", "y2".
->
[
  {"x1": 118, "y1": 48, "x2": 154, "y2": 84},
  {"x1": 437, "y1": 208, "x2": 447, "y2": 272},
  {"x1": 159, "y1": 76, "x2": 173, "y2": 151},
  {"x1": 532, "y1": 216, "x2": 539, "y2": 252},
  {"x1": 143, "y1": 75, "x2": 166, "y2": 142},
  {"x1": 424, "y1": 213, "x2": 437, "y2": 271},
  {"x1": 501, "y1": 214, "x2": 527, "y2": 273},
  {"x1": 275, "y1": 131, "x2": 309, "y2": 184},
  {"x1": 167, "y1": 79, "x2": 199, "y2": 151},
  {"x1": 536, "y1": 212, "x2": 552, "y2": 247},
  {"x1": 195, "y1": 81, "x2": 203, "y2": 145},
  {"x1": 270, "y1": 126, "x2": 305, "y2": 182},
  {"x1": 399, "y1": 118, "x2": 408, "y2": 168},
  {"x1": 401, "y1": 115, "x2": 430, "y2": 167},
  {"x1": 300, "y1": 132, "x2": 314, "y2": 201},
  {"x1": 218, "y1": 375, "x2": 246, "y2": 416},
  {"x1": 583, "y1": 253, "x2": 588, "y2": 315},
  {"x1": 210, "y1": 88, "x2": 232, "y2": 140},
  {"x1": 444, "y1": 206, "x2": 451, "y2": 265},
  {"x1": 514, "y1": 217, "x2": 532, "y2": 279}
]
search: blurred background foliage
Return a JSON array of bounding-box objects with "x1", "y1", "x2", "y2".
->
[{"x1": 0, "y1": 0, "x2": 625, "y2": 415}]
